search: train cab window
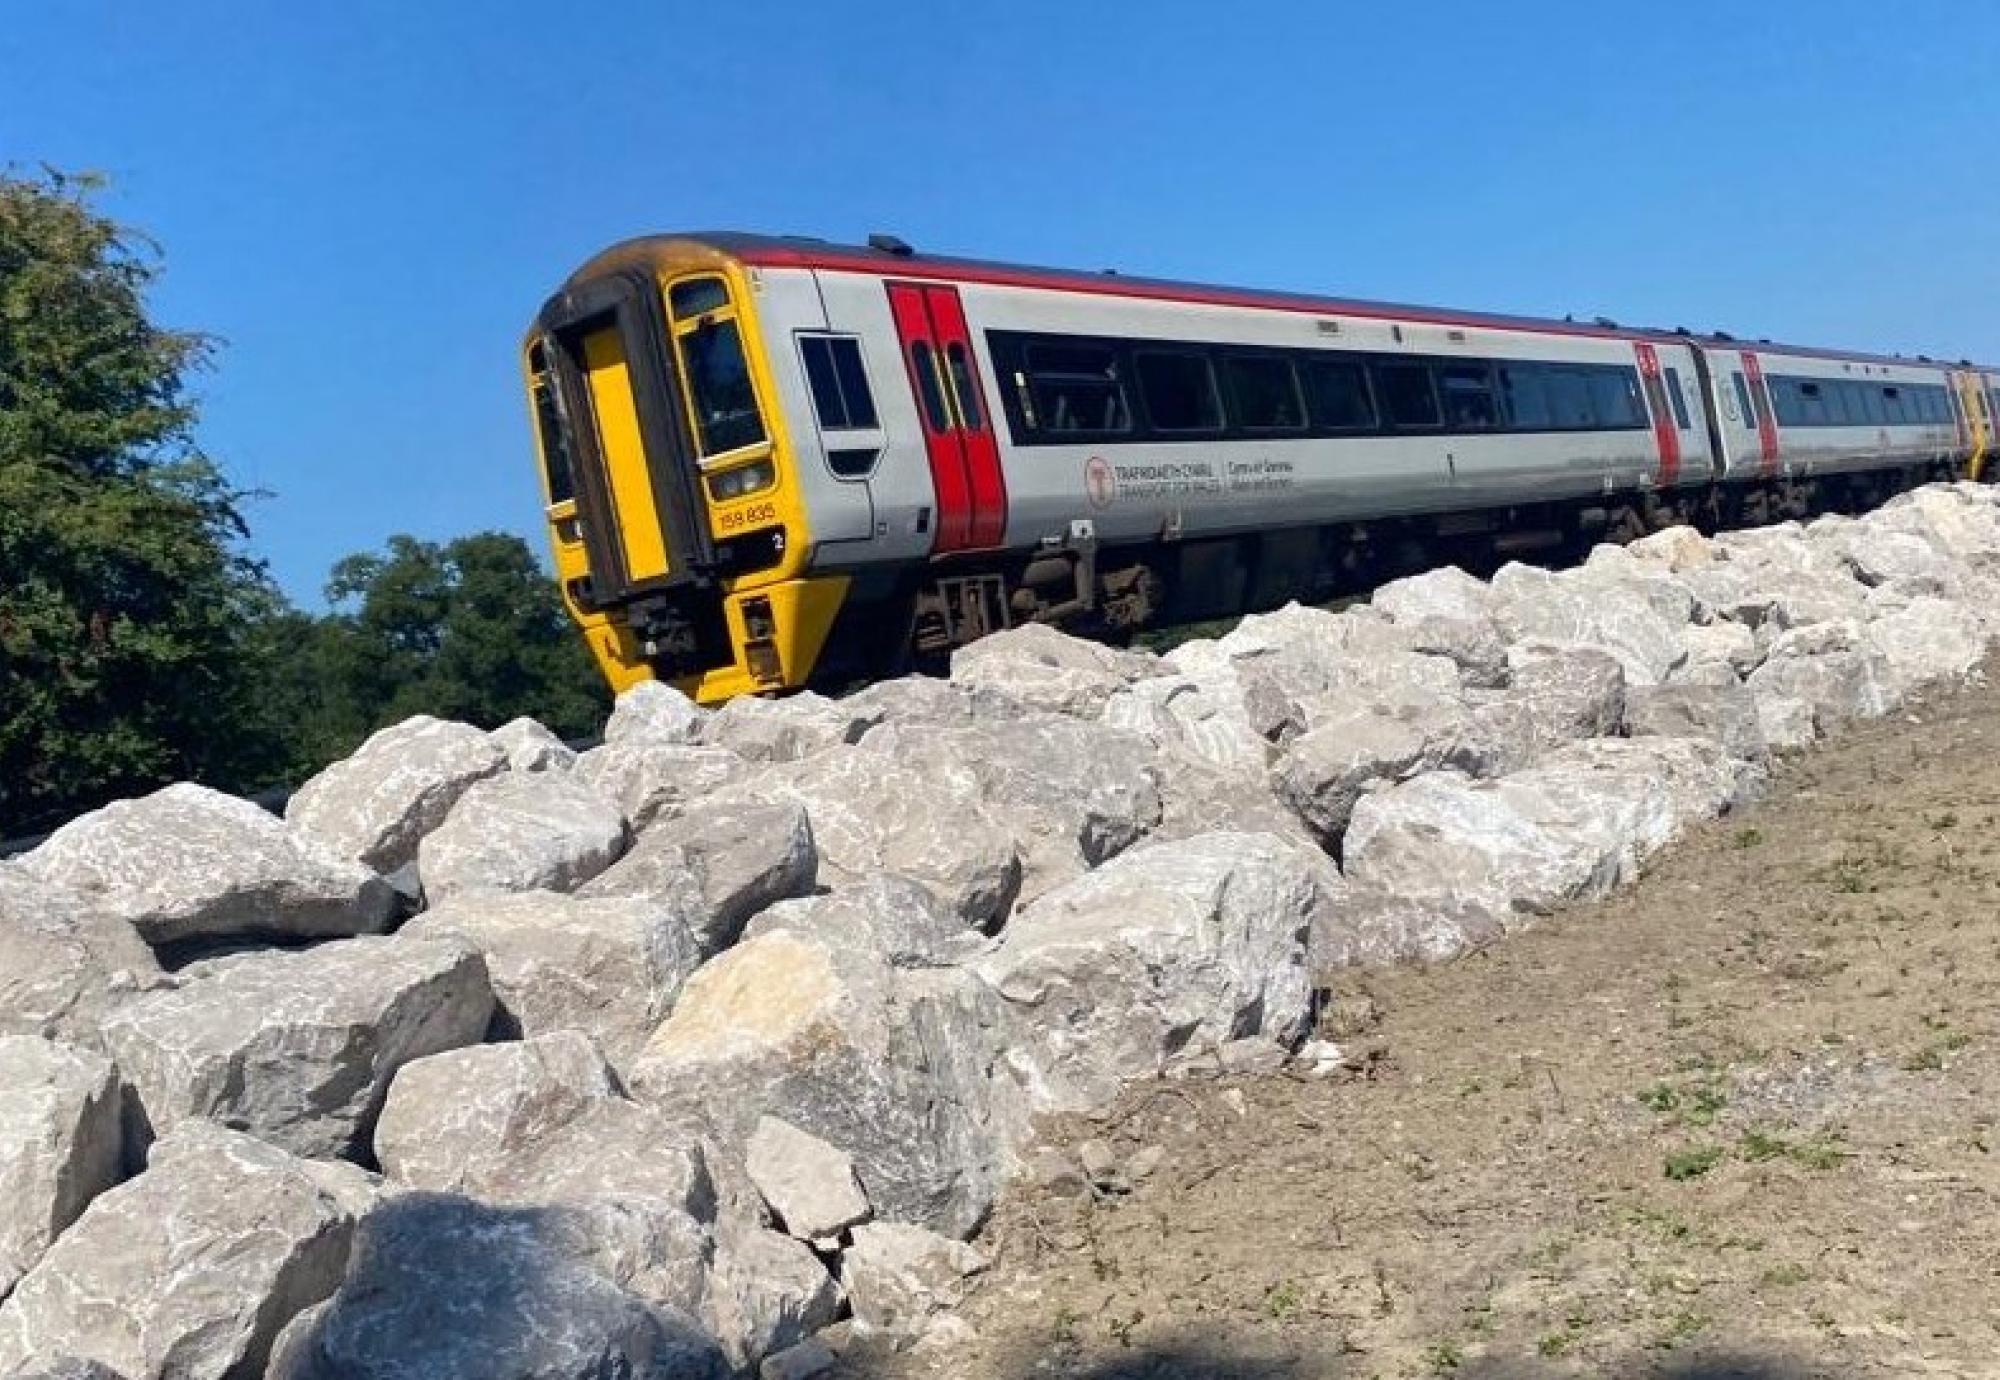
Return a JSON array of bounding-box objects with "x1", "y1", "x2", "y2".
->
[
  {"x1": 1377, "y1": 361, "x2": 1442, "y2": 429},
  {"x1": 527, "y1": 342, "x2": 577, "y2": 506},
  {"x1": 799, "y1": 335, "x2": 879, "y2": 431},
  {"x1": 1301, "y1": 358, "x2": 1377, "y2": 430},
  {"x1": 670, "y1": 278, "x2": 731, "y2": 320},
  {"x1": 1221, "y1": 354, "x2": 1306, "y2": 432},
  {"x1": 1437, "y1": 364, "x2": 1499, "y2": 430},
  {"x1": 1135, "y1": 350, "x2": 1223, "y2": 433},
  {"x1": 1024, "y1": 340, "x2": 1131, "y2": 436},
  {"x1": 1547, "y1": 369, "x2": 1597, "y2": 429},
  {"x1": 1589, "y1": 369, "x2": 1646, "y2": 428},
  {"x1": 1731, "y1": 373, "x2": 1757, "y2": 429},
  {"x1": 1662, "y1": 367, "x2": 1693, "y2": 430},
  {"x1": 1497, "y1": 365, "x2": 1552, "y2": 430},
  {"x1": 680, "y1": 316, "x2": 766, "y2": 455},
  {"x1": 945, "y1": 343, "x2": 984, "y2": 430}
]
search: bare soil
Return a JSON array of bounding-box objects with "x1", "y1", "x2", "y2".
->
[{"x1": 841, "y1": 674, "x2": 2000, "y2": 1380}]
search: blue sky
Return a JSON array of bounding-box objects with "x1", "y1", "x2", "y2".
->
[{"x1": 6, "y1": 0, "x2": 1997, "y2": 603}]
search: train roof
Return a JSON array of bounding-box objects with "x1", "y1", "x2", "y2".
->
[{"x1": 573, "y1": 232, "x2": 1993, "y2": 375}]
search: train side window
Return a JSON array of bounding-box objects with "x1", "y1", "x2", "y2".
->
[
  {"x1": 1826, "y1": 381, "x2": 1857, "y2": 426},
  {"x1": 1221, "y1": 354, "x2": 1306, "y2": 432},
  {"x1": 1547, "y1": 369, "x2": 1596, "y2": 429},
  {"x1": 1589, "y1": 368, "x2": 1645, "y2": 428},
  {"x1": 1135, "y1": 350, "x2": 1223, "y2": 433},
  {"x1": 1882, "y1": 386, "x2": 1907, "y2": 424},
  {"x1": 681, "y1": 316, "x2": 766, "y2": 455},
  {"x1": 1498, "y1": 365, "x2": 1552, "y2": 430},
  {"x1": 908, "y1": 341, "x2": 952, "y2": 432},
  {"x1": 1858, "y1": 382, "x2": 1887, "y2": 424},
  {"x1": 1731, "y1": 372, "x2": 1757, "y2": 429},
  {"x1": 1437, "y1": 363, "x2": 1499, "y2": 430},
  {"x1": 1024, "y1": 340, "x2": 1131, "y2": 436},
  {"x1": 1377, "y1": 361, "x2": 1442, "y2": 429},
  {"x1": 1798, "y1": 380, "x2": 1829, "y2": 427},
  {"x1": 945, "y1": 343, "x2": 984, "y2": 431},
  {"x1": 1300, "y1": 358, "x2": 1377, "y2": 430},
  {"x1": 799, "y1": 335, "x2": 879, "y2": 431},
  {"x1": 1662, "y1": 367, "x2": 1693, "y2": 430}
]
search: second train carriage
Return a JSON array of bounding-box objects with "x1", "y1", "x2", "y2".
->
[{"x1": 523, "y1": 233, "x2": 1992, "y2": 700}]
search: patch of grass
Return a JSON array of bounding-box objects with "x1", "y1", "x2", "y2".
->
[
  {"x1": 1664, "y1": 1146, "x2": 1726, "y2": 1181},
  {"x1": 1537, "y1": 1310, "x2": 1593, "y2": 1357},
  {"x1": 1737, "y1": 1128, "x2": 1849, "y2": 1171},
  {"x1": 1620, "y1": 1204, "x2": 1694, "y2": 1240},
  {"x1": 1653, "y1": 1310, "x2": 1710, "y2": 1350},
  {"x1": 1732, "y1": 826, "x2": 1766, "y2": 849},
  {"x1": 1637, "y1": 1076, "x2": 1728, "y2": 1128},
  {"x1": 1788, "y1": 1137, "x2": 1849, "y2": 1171},
  {"x1": 1423, "y1": 1341, "x2": 1464, "y2": 1374},
  {"x1": 1264, "y1": 1280, "x2": 1304, "y2": 1322},
  {"x1": 1740, "y1": 1130, "x2": 1791, "y2": 1162},
  {"x1": 1761, "y1": 1262, "x2": 1812, "y2": 1288}
]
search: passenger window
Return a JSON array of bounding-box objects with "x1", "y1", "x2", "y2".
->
[
  {"x1": 1377, "y1": 362, "x2": 1442, "y2": 429},
  {"x1": 1859, "y1": 382, "x2": 1888, "y2": 424},
  {"x1": 680, "y1": 316, "x2": 766, "y2": 455},
  {"x1": 799, "y1": 335, "x2": 879, "y2": 431},
  {"x1": 1548, "y1": 369, "x2": 1596, "y2": 429},
  {"x1": 1135, "y1": 350, "x2": 1223, "y2": 432},
  {"x1": 1025, "y1": 340, "x2": 1131, "y2": 435},
  {"x1": 1731, "y1": 373, "x2": 1757, "y2": 429},
  {"x1": 670, "y1": 278, "x2": 731, "y2": 320},
  {"x1": 1589, "y1": 369, "x2": 1645, "y2": 428},
  {"x1": 1662, "y1": 367, "x2": 1693, "y2": 430},
  {"x1": 909, "y1": 342, "x2": 952, "y2": 432},
  {"x1": 1222, "y1": 355, "x2": 1305, "y2": 431},
  {"x1": 1799, "y1": 380, "x2": 1829, "y2": 427},
  {"x1": 1882, "y1": 386, "x2": 1907, "y2": 424},
  {"x1": 1301, "y1": 358, "x2": 1377, "y2": 430},
  {"x1": 1825, "y1": 381, "x2": 1856, "y2": 426},
  {"x1": 1437, "y1": 364, "x2": 1499, "y2": 430},
  {"x1": 945, "y1": 343, "x2": 984, "y2": 431}
]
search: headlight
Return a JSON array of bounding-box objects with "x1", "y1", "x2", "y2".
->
[{"x1": 706, "y1": 459, "x2": 775, "y2": 502}]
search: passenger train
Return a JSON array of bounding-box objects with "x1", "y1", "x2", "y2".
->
[{"x1": 522, "y1": 233, "x2": 2000, "y2": 700}]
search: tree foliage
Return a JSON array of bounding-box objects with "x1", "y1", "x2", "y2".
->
[{"x1": 0, "y1": 169, "x2": 288, "y2": 833}]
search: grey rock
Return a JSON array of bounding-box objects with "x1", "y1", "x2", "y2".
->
[
  {"x1": 949, "y1": 623, "x2": 1162, "y2": 718},
  {"x1": 1746, "y1": 619, "x2": 1900, "y2": 731},
  {"x1": 0, "y1": 1121, "x2": 375, "y2": 1380},
  {"x1": 1756, "y1": 693, "x2": 1819, "y2": 753},
  {"x1": 402, "y1": 889, "x2": 703, "y2": 1067},
  {"x1": 975, "y1": 832, "x2": 1328, "y2": 1114},
  {"x1": 1866, "y1": 597, "x2": 1988, "y2": 694},
  {"x1": 742, "y1": 875, "x2": 985, "y2": 968},
  {"x1": 630, "y1": 929, "x2": 1023, "y2": 1239},
  {"x1": 723, "y1": 747, "x2": 1021, "y2": 930},
  {"x1": 490, "y1": 716, "x2": 579, "y2": 773},
  {"x1": 1679, "y1": 619, "x2": 1762, "y2": 678},
  {"x1": 1103, "y1": 653, "x2": 1302, "y2": 775},
  {"x1": 1370, "y1": 565, "x2": 1509, "y2": 686},
  {"x1": 699, "y1": 691, "x2": 876, "y2": 762},
  {"x1": 0, "y1": 1038, "x2": 124, "y2": 1301},
  {"x1": 760, "y1": 1337, "x2": 837, "y2": 1380},
  {"x1": 604, "y1": 680, "x2": 708, "y2": 747},
  {"x1": 1626, "y1": 679, "x2": 1768, "y2": 762},
  {"x1": 1491, "y1": 561, "x2": 1687, "y2": 687},
  {"x1": 1812, "y1": 515, "x2": 1964, "y2": 589},
  {"x1": 1271, "y1": 709, "x2": 1432, "y2": 845},
  {"x1": 17, "y1": 784, "x2": 395, "y2": 948},
  {"x1": 285, "y1": 716, "x2": 507, "y2": 872},
  {"x1": 573, "y1": 742, "x2": 750, "y2": 832},
  {"x1": 417, "y1": 773, "x2": 629, "y2": 901},
  {"x1": 835, "y1": 674, "x2": 1029, "y2": 728},
  {"x1": 704, "y1": 1216, "x2": 842, "y2": 1372},
  {"x1": 7, "y1": 1358, "x2": 130, "y2": 1380},
  {"x1": 0, "y1": 870, "x2": 160, "y2": 1044},
  {"x1": 842, "y1": 1221, "x2": 984, "y2": 1341},
  {"x1": 100, "y1": 936, "x2": 493, "y2": 1161},
  {"x1": 267, "y1": 1193, "x2": 728, "y2": 1380},
  {"x1": 581, "y1": 798, "x2": 816, "y2": 957},
  {"x1": 745, "y1": 1115, "x2": 871, "y2": 1241}
]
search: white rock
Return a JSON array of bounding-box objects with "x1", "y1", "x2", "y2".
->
[
  {"x1": 604, "y1": 679, "x2": 707, "y2": 747},
  {"x1": 488, "y1": 716, "x2": 578, "y2": 773},
  {"x1": 572, "y1": 741, "x2": 750, "y2": 831},
  {"x1": 0, "y1": 870, "x2": 160, "y2": 1043},
  {"x1": 17, "y1": 784, "x2": 395, "y2": 948},
  {"x1": 1680, "y1": 619, "x2": 1762, "y2": 678},
  {"x1": 1271, "y1": 709, "x2": 1432, "y2": 844},
  {"x1": 1755, "y1": 693, "x2": 1820, "y2": 753},
  {"x1": 100, "y1": 936, "x2": 493, "y2": 1161},
  {"x1": 1626, "y1": 524, "x2": 1717, "y2": 571},
  {"x1": 0, "y1": 1038, "x2": 124, "y2": 1300},
  {"x1": 1746, "y1": 619, "x2": 1900, "y2": 731},
  {"x1": 1625, "y1": 679, "x2": 1768, "y2": 762},
  {"x1": 746, "y1": 1115, "x2": 872, "y2": 1242},
  {"x1": 949, "y1": 624, "x2": 1161, "y2": 717},
  {"x1": 1866, "y1": 597, "x2": 1988, "y2": 695},
  {"x1": 742, "y1": 875, "x2": 986, "y2": 968},
  {"x1": 842, "y1": 1221, "x2": 984, "y2": 1341},
  {"x1": 975, "y1": 832, "x2": 1328, "y2": 1113},
  {"x1": 1490, "y1": 562, "x2": 1687, "y2": 686},
  {"x1": 0, "y1": 1121, "x2": 376, "y2": 1380},
  {"x1": 417, "y1": 773, "x2": 628, "y2": 901},
  {"x1": 700, "y1": 692, "x2": 877, "y2": 763},
  {"x1": 285, "y1": 716, "x2": 506, "y2": 871},
  {"x1": 1370, "y1": 566, "x2": 1508, "y2": 687}
]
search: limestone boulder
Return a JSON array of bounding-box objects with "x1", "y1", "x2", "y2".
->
[
  {"x1": 1489, "y1": 562, "x2": 1687, "y2": 686},
  {"x1": 0, "y1": 1038, "x2": 125, "y2": 1301},
  {"x1": 0, "y1": 870, "x2": 160, "y2": 1044},
  {"x1": 1626, "y1": 524, "x2": 1717, "y2": 572},
  {"x1": 699, "y1": 691, "x2": 878, "y2": 763},
  {"x1": 284, "y1": 716, "x2": 507, "y2": 871},
  {"x1": 0, "y1": 1121, "x2": 375, "y2": 1380},
  {"x1": 267, "y1": 1193, "x2": 728, "y2": 1380},
  {"x1": 489, "y1": 716, "x2": 578, "y2": 773},
  {"x1": 1369, "y1": 566, "x2": 1508, "y2": 686},
  {"x1": 629, "y1": 928, "x2": 1022, "y2": 1239},
  {"x1": 1625, "y1": 679, "x2": 1768, "y2": 762},
  {"x1": 1679, "y1": 619, "x2": 1762, "y2": 678},
  {"x1": 1756, "y1": 693, "x2": 1820, "y2": 753},
  {"x1": 401, "y1": 889, "x2": 702, "y2": 1066},
  {"x1": 724, "y1": 748, "x2": 1020, "y2": 930},
  {"x1": 603, "y1": 679, "x2": 707, "y2": 747},
  {"x1": 572, "y1": 742, "x2": 749, "y2": 831},
  {"x1": 1103, "y1": 649, "x2": 1303, "y2": 775},
  {"x1": 1429, "y1": 643, "x2": 1626, "y2": 779},
  {"x1": 857, "y1": 714, "x2": 1161, "y2": 901},
  {"x1": 17, "y1": 785, "x2": 395, "y2": 948},
  {"x1": 100, "y1": 936, "x2": 492, "y2": 1161},
  {"x1": 417, "y1": 773, "x2": 628, "y2": 901},
  {"x1": 1578, "y1": 543, "x2": 1702, "y2": 626},
  {"x1": 1746, "y1": 620, "x2": 1899, "y2": 732},
  {"x1": 745, "y1": 1115, "x2": 871, "y2": 1242},
  {"x1": 703, "y1": 1217, "x2": 842, "y2": 1372},
  {"x1": 1865, "y1": 597, "x2": 1988, "y2": 695},
  {"x1": 1271, "y1": 709, "x2": 1432, "y2": 845},
  {"x1": 842, "y1": 1221, "x2": 985, "y2": 1342},
  {"x1": 974, "y1": 832, "x2": 1329, "y2": 1113},
  {"x1": 837, "y1": 673, "x2": 1030, "y2": 728},
  {"x1": 949, "y1": 623, "x2": 1162, "y2": 717},
  {"x1": 742, "y1": 874, "x2": 985, "y2": 968},
  {"x1": 581, "y1": 798, "x2": 816, "y2": 957},
  {"x1": 1814, "y1": 518, "x2": 1964, "y2": 590}
]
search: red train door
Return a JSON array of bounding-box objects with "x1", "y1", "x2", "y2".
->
[
  {"x1": 1740, "y1": 351, "x2": 1781, "y2": 474},
  {"x1": 1633, "y1": 343, "x2": 1681, "y2": 485},
  {"x1": 885, "y1": 283, "x2": 1007, "y2": 552}
]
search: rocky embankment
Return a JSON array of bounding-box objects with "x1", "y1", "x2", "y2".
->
[{"x1": 3, "y1": 484, "x2": 1999, "y2": 1379}]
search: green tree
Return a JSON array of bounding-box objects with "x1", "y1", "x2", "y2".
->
[
  {"x1": 0, "y1": 169, "x2": 289, "y2": 834},
  {"x1": 279, "y1": 531, "x2": 608, "y2": 774}
]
